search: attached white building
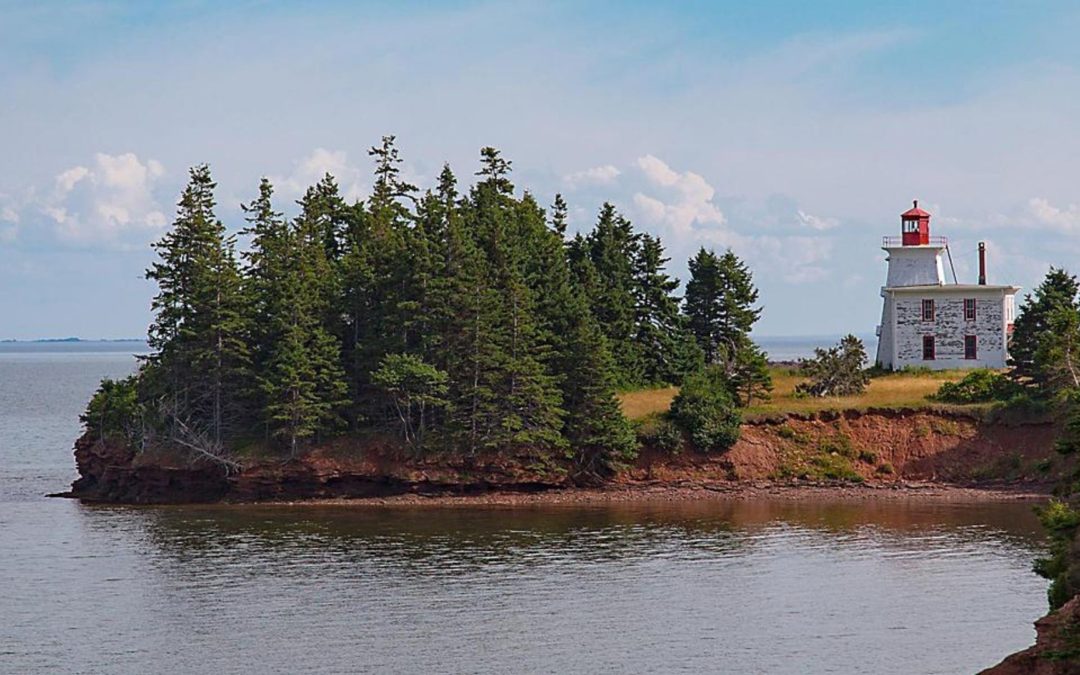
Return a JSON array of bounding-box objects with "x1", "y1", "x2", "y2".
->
[{"x1": 875, "y1": 202, "x2": 1019, "y2": 371}]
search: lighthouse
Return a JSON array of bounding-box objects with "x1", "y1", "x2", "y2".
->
[{"x1": 875, "y1": 201, "x2": 1019, "y2": 370}]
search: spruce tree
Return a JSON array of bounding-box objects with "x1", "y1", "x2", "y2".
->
[
  {"x1": 632, "y1": 233, "x2": 700, "y2": 385},
  {"x1": 243, "y1": 178, "x2": 348, "y2": 451},
  {"x1": 582, "y1": 203, "x2": 642, "y2": 387},
  {"x1": 466, "y1": 147, "x2": 565, "y2": 449},
  {"x1": 1011, "y1": 267, "x2": 1080, "y2": 387},
  {"x1": 559, "y1": 286, "x2": 637, "y2": 479},
  {"x1": 145, "y1": 164, "x2": 250, "y2": 444},
  {"x1": 684, "y1": 248, "x2": 762, "y2": 367}
]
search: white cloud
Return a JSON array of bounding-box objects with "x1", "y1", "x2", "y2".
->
[
  {"x1": 632, "y1": 154, "x2": 724, "y2": 235},
  {"x1": 563, "y1": 164, "x2": 621, "y2": 188},
  {"x1": 42, "y1": 152, "x2": 168, "y2": 244},
  {"x1": 273, "y1": 148, "x2": 366, "y2": 203},
  {"x1": 625, "y1": 155, "x2": 832, "y2": 284},
  {"x1": 1027, "y1": 197, "x2": 1080, "y2": 234},
  {"x1": 797, "y1": 209, "x2": 838, "y2": 231}
]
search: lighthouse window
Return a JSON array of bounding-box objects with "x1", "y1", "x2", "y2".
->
[
  {"x1": 964, "y1": 298, "x2": 976, "y2": 321},
  {"x1": 921, "y1": 299, "x2": 935, "y2": 321},
  {"x1": 965, "y1": 335, "x2": 977, "y2": 360},
  {"x1": 904, "y1": 219, "x2": 918, "y2": 232},
  {"x1": 923, "y1": 335, "x2": 936, "y2": 360}
]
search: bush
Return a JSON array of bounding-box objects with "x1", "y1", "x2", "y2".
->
[
  {"x1": 796, "y1": 335, "x2": 870, "y2": 398},
  {"x1": 1034, "y1": 500, "x2": 1080, "y2": 610},
  {"x1": 639, "y1": 417, "x2": 684, "y2": 454},
  {"x1": 670, "y1": 366, "x2": 742, "y2": 453},
  {"x1": 932, "y1": 369, "x2": 1019, "y2": 404},
  {"x1": 81, "y1": 376, "x2": 144, "y2": 445}
]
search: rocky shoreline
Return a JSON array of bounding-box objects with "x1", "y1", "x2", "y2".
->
[{"x1": 62, "y1": 406, "x2": 1063, "y2": 505}]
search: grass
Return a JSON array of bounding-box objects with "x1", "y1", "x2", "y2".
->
[
  {"x1": 618, "y1": 368, "x2": 970, "y2": 420},
  {"x1": 620, "y1": 387, "x2": 679, "y2": 420},
  {"x1": 772, "y1": 431, "x2": 866, "y2": 482}
]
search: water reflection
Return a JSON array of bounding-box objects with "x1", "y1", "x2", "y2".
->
[{"x1": 2, "y1": 497, "x2": 1049, "y2": 675}]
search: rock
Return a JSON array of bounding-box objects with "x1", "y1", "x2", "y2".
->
[{"x1": 981, "y1": 596, "x2": 1080, "y2": 674}]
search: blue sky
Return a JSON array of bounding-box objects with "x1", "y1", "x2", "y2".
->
[{"x1": 5, "y1": 1, "x2": 1080, "y2": 339}]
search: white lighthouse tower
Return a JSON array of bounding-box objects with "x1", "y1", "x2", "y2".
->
[{"x1": 875, "y1": 201, "x2": 1019, "y2": 370}]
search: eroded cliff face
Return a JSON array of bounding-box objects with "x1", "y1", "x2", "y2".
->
[
  {"x1": 981, "y1": 596, "x2": 1080, "y2": 674},
  {"x1": 68, "y1": 434, "x2": 567, "y2": 504},
  {"x1": 67, "y1": 408, "x2": 1062, "y2": 504},
  {"x1": 630, "y1": 408, "x2": 1061, "y2": 485}
]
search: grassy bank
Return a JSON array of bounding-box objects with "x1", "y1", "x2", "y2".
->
[{"x1": 619, "y1": 368, "x2": 970, "y2": 421}]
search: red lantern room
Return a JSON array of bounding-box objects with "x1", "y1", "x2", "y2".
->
[{"x1": 901, "y1": 200, "x2": 931, "y2": 245}]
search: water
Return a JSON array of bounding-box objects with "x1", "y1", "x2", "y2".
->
[
  {"x1": 0, "y1": 342, "x2": 1049, "y2": 674},
  {"x1": 756, "y1": 334, "x2": 879, "y2": 363}
]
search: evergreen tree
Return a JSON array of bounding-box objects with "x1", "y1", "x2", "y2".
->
[
  {"x1": 550, "y1": 193, "x2": 569, "y2": 236},
  {"x1": 243, "y1": 178, "x2": 348, "y2": 451},
  {"x1": 632, "y1": 233, "x2": 700, "y2": 384},
  {"x1": 465, "y1": 147, "x2": 565, "y2": 449},
  {"x1": 145, "y1": 164, "x2": 250, "y2": 444},
  {"x1": 684, "y1": 248, "x2": 761, "y2": 366},
  {"x1": 582, "y1": 203, "x2": 642, "y2": 386},
  {"x1": 728, "y1": 341, "x2": 773, "y2": 406},
  {"x1": 559, "y1": 287, "x2": 637, "y2": 479},
  {"x1": 1011, "y1": 267, "x2": 1080, "y2": 388}
]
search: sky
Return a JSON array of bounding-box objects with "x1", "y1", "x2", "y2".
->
[{"x1": 5, "y1": 1, "x2": 1080, "y2": 339}]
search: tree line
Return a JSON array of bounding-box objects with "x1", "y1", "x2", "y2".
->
[{"x1": 85, "y1": 137, "x2": 767, "y2": 477}]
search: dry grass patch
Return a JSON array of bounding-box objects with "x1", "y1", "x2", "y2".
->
[
  {"x1": 619, "y1": 387, "x2": 678, "y2": 420},
  {"x1": 618, "y1": 369, "x2": 970, "y2": 420},
  {"x1": 745, "y1": 368, "x2": 968, "y2": 416}
]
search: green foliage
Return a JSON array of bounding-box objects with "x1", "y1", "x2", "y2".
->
[
  {"x1": 108, "y1": 140, "x2": 761, "y2": 475},
  {"x1": 796, "y1": 335, "x2": 870, "y2": 398},
  {"x1": 143, "y1": 164, "x2": 251, "y2": 444},
  {"x1": 728, "y1": 341, "x2": 773, "y2": 406},
  {"x1": 932, "y1": 369, "x2": 1019, "y2": 404},
  {"x1": 1035, "y1": 500, "x2": 1080, "y2": 610},
  {"x1": 372, "y1": 354, "x2": 449, "y2": 449},
  {"x1": 639, "y1": 417, "x2": 684, "y2": 455},
  {"x1": 82, "y1": 376, "x2": 144, "y2": 445},
  {"x1": 684, "y1": 248, "x2": 761, "y2": 365},
  {"x1": 669, "y1": 366, "x2": 742, "y2": 453},
  {"x1": 1011, "y1": 267, "x2": 1080, "y2": 392},
  {"x1": 809, "y1": 453, "x2": 863, "y2": 482}
]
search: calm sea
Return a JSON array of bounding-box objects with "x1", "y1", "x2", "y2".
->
[{"x1": 0, "y1": 340, "x2": 1046, "y2": 674}]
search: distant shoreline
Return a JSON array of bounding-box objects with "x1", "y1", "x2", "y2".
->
[{"x1": 0, "y1": 338, "x2": 145, "y2": 344}]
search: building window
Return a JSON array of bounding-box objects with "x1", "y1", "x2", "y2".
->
[
  {"x1": 923, "y1": 335, "x2": 935, "y2": 360},
  {"x1": 964, "y1": 298, "x2": 976, "y2": 321},
  {"x1": 965, "y1": 335, "x2": 977, "y2": 360},
  {"x1": 921, "y1": 299, "x2": 935, "y2": 321}
]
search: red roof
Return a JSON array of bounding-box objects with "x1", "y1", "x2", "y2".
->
[{"x1": 902, "y1": 200, "x2": 930, "y2": 218}]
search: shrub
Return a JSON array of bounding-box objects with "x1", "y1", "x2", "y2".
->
[
  {"x1": 796, "y1": 335, "x2": 870, "y2": 398},
  {"x1": 82, "y1": 376, "x2": 144, "y2": 445},
  {"x1": 1034, "y1": 500, "x2": 1080, "y2": 610},
  {"x1": 640, "y1": 417, "x2": 684, "y2": 454},
  {"x1": 819, "y1": 433, "x2": 856, "y2": 459},
  {"x1": 809, "y1": 453, "x2": 863, "y2": 482},
  {"x1": 858, "y1": 449, "x2": 878, "y2": 464},
  {"x1": 670, "y1": 366, "x2": 742, "y2": 453},
  {"x1": 932, "y1": 369, "x2": 1019, "y2": 404}
]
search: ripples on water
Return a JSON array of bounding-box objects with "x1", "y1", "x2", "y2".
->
[{"x1": 0, "y1": 343, "x2": 1050, "y2": 674}]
